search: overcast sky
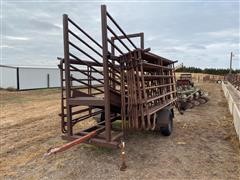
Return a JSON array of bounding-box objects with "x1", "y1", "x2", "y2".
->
[{"x1": 1, "y1": 0, "x2": 239, "y2": 69}]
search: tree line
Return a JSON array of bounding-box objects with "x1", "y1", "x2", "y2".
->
[{"x1": 175, "y1": 66, "x2": 240, "y2": 75}]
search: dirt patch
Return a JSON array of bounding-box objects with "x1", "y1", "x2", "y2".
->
[{"x1": 0, "y1": 83, "x2": 239, "y2": 179}]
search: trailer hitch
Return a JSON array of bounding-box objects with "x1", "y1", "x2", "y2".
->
[{"x1": 44, "y1": 130, "x2": 97, "y2": 157}]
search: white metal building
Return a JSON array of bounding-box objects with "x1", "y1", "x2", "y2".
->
[
  {"x1": 0, "y1": 65, "x2": 60, "y2": 90},
  {"x1": 0, "y1": 64, "x2": 101, "y2": 90}
]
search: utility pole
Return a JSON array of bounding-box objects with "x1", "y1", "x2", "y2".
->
[{"x1": 229, "y1": 52, "x2": 233, "y2": 74}]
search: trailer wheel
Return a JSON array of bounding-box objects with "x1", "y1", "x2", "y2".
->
[{"x1": 159, "y1": 109, "x2": 173, "y2": 136}]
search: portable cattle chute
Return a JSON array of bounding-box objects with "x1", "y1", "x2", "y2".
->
[{"x1": 51, "y1": 5, "x2": 177, "y2": 153}]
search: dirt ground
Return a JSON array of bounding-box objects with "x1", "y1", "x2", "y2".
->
[{"x1": 0, "y1": 83, "x2": 239, "y2": 180}]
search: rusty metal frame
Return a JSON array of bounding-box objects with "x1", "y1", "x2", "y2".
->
[{"x1": 59, "y1": 5, "x2": 177, "y2": 148}]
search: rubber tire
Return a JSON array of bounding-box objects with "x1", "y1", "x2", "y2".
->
[{"x1": 160, "y1": 110, "x2": 173, "y2": 136}]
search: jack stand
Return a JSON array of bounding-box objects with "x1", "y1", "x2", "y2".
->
[{"x1": 120, "y1": 141, "x2": 127, "y2": 171}]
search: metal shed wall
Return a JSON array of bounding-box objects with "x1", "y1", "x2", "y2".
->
[
  {"x1": 0, "y1": 66, "x2": 17, "y2": 89},
  {"x1": 0, "y1": 65, "x2": 102, "y2": 90},
  {"x1": 18, "y1": 68, "x2": 60, "y2": 89}
]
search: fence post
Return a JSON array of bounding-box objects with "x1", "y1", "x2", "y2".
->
[
  {"x1": 16, "y1": 67, "x2": 20, "y2": 90},
  {"x1": 47, "y1": 74, "x2": 50, "y2": 88}
]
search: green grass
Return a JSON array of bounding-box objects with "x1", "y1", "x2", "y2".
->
[{"x1": 112, "y1": 120, "x2": 122, "y2": 130}]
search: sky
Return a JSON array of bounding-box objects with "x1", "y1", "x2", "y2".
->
[{"x1": 0, "y1": 0, "x2": 239, "y2": 69}]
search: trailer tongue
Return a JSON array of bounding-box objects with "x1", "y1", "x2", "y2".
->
[{"x1": 44, "y1": 131, "x2": 97, "y2": 157}]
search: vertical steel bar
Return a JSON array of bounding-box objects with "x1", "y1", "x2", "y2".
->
[
  {"x1": 59, "y1": 61, "x2": 66, "y2": 133},
  {"x1": 120, "y1": 57, "x2": 126, "y2": 138},
  {"x1": 138, "y1": 50, "x2": 148, "y2": 130},
  {"x1": 130, "y1": 53, "x2": 137, "y2": 129},
  {"x1": 90, "y1": 68, "x2": 92, "y2": 116},
  {"x1": 87, "y1": 66, "x2": 92, "y2": 115},
  {"x1": 140, "y1": 32, "x2": 144, "y2": 49},
  {"x1": 172, "y1": 63, "x2": 177, "y2": 98},
  {"x1": 136, "y1": 52, "x2": 144, "y2": 129},
  {"x1": 101, "y1": 5, "x2": 111, "y2": 142},
  {"x1": 87, "y1": 66, "x2": 90, "y2": 95},
  {"x1": 63, "y1": 14, "x2": 72, "y2": 136},
  {"x1": 134, "y1": 51, "x2": 142, "y2": 129},
  {"x1": 110, "y1": 38, "x2": 116, "y2": 89},
  {"x1": 110, "y1": 37, "x2": 115, "y2": 56}
]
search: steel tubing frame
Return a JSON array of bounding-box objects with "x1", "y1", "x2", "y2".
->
[{"x1": 59, "y1": 5, "x2": 177, "y2": 148}]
